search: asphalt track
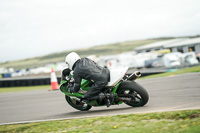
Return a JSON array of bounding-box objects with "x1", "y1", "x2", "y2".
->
[{"x1": 0, "y1": 72, "x2": 200, "y2": 125}]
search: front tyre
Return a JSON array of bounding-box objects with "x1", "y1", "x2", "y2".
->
[
  {"x1": 117, "y1": 81, "x2": 149, "y2": 107},
  {"x1": 65, "y1": 95, "x2": 92, "y2": 111}
]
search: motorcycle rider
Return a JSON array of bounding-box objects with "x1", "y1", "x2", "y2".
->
[{"x1": 64, "y1": 52, "x2": 111, "y2": 106}]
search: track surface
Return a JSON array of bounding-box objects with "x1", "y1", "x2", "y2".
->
[{"x1": 0, "y1": 72, "x2": 200, "y2": 124}]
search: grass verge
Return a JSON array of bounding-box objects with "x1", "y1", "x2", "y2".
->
[
  {"x1": 141, "y1": 65, "x2": 200, "y2": 79},
  {"x1": 0, "y1": 110, "x2": 200, "y2": 133},
  {"x1": 0, "y1": 85, "x2": 51, "y2": 93}
]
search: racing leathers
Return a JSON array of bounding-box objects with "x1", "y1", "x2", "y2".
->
[{"x1": 67, "y1": 57, "x2": 110, "y2": 100}]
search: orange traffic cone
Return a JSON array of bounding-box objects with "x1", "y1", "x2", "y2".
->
[
  {"x1": 50, "y1": 68, "x2": 59, "y2": 91},
  {"x1": 109, "y1": 61, "x2": 112, "y2": 67}
]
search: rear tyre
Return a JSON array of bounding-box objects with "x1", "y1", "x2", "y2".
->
[
  {"x1": 65, "y1": 95, "x2": 92, "y2": 111},
  {"x1": 117, "y1": 81, "x2": 149, "y2": 107}
]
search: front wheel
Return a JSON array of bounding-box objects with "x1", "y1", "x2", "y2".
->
[
  {"x1": 65, "y1": 95, "x2": 92, "y2": 111},
  {"x1": 117, "y1": 81, "x2": 149, "y2": 107}
]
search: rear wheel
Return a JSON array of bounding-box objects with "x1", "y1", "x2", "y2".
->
[
  {"x1": 117, "y1": 81, "x2": 149, "y2": 107},
  {"x1": 65, "y1": 95, "x2": 92, "y2": 111}
]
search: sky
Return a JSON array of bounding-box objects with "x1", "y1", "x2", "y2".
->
[{"x1": 0, "y1": 0, "x2": 200, "y2": 62}]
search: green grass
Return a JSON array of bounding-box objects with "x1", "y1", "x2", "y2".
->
[
  {"x1": 0, "y1": 110, "x2": 200, "y2": 133},
  {"x1": 141, "y1": 65, "x2": 200, "y2": 79},
  {"x1": 0, "y1": 85, "x2": 51, "y2": 93}
]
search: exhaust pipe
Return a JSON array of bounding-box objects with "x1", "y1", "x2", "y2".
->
[
  {"x1": 69, "y1": 96, "x2": 81, "y2": 102},
  {"x1": 128, "y1": 71, "x2": 141, "y2": 81}
]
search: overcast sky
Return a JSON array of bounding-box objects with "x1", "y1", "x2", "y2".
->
[{"x1": 0, "y1": 0, "x2": 200, "y2": 62}]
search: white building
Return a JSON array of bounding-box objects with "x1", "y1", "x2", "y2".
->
[
  {"x1": 135, "y1": 37, "x2": 200, "y2": 54},
  {"x1": 135, "y1": 38, "x2": 188, "y2": 53},
  {"x1": 164, "y1": 37, "x2": 200, "y2": 53}
]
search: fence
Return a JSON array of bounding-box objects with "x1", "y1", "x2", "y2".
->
[{"x1": 0, "y1": 71, "x2": 166, "y2": 87}]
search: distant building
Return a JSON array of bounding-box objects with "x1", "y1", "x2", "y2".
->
[
  {"x1": 134, "y1": 38, "x2": 200, "y2": 54},
  {"x1": 135, "y1": 38, "x2": 188, "y2": 53},
  {"x1": 164, "y1": 37, "x2": 200, "y2": 53}
]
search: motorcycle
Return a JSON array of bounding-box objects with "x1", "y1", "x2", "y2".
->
[{"x1": 59, "y1": 67, "x2": 149, "y2": 111}]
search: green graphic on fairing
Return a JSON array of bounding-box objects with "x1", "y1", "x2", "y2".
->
[{"x1": 60, "y1": 79, "x2": 91, "y2": 97}]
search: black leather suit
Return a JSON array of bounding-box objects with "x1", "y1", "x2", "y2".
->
[{"x1": 69, "y1": 57, "x2": 110, "y2": 99}]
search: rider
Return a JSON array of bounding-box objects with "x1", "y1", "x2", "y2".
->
[{"x1": 64, "y1": 52, "x2": 111, "y2": 105}]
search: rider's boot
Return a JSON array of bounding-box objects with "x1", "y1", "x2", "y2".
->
[
  {"x1": 98, "y1": 93, "x2": 106, "y2": 101},
  {"x1": 109, "y1": 93, "x2": 114, "y2": 105},
  {"x1": 106, "y1": 99, "x2": 111, "y2": 107},
  {"x1": 80, "y1": 98, "x2": 90, "y2": 103},
  {"x1": 106, "y1": 93, "x2": 114, "y2": 107}
]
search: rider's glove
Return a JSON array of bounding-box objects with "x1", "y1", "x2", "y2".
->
[
  {"x1": 68, "y1": 83, "x2": 80, "y2": 93},
  {"x1": 68, "y1": 84, "x2": 74, "y2": 93},
  {"x1": 65, "y1": 76, "x2": 70, "y2": 81},
  {"x1": 69, "y1": 77, "x2": 74, "y2": 83}
]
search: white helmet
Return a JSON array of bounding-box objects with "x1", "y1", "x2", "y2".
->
[{"x1": 65, "y1": 52, "x2": 81, "y2": 70}]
